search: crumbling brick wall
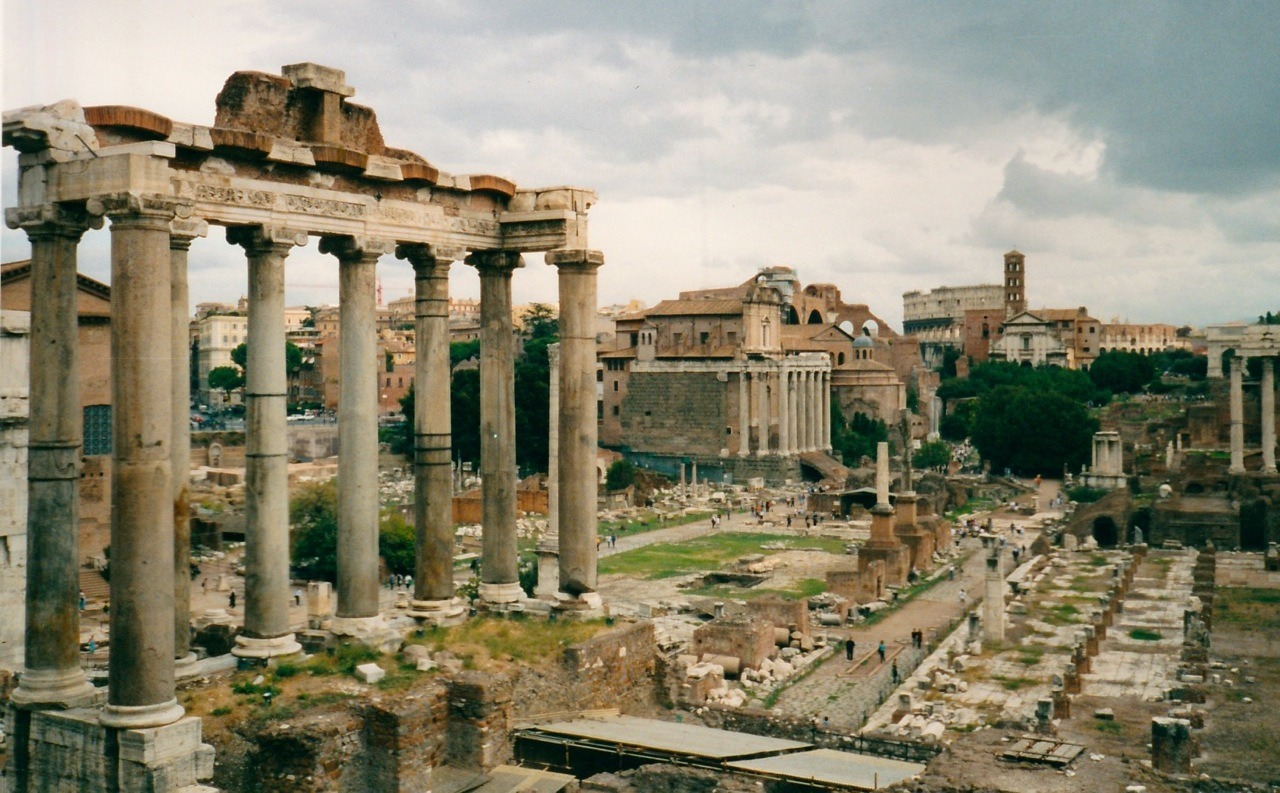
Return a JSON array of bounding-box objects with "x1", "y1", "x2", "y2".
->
[
  {"x1": 514, "y1": 621, "x2": 661, "y2": 718},
  {"x1": 692, "y1": 618, "x2": 775, "y2": 670}
]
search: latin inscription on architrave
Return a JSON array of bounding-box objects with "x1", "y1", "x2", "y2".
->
[
  {"x1": 194, "y1": 184, "x2": 273, "y2": 208},
  {"x1": 284, "y1": 194, "x2": 366, "y2": 218}
]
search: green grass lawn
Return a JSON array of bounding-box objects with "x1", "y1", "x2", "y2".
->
[
  {"x1": 598, "y1": 532, "x2": 847, "y2": 579},
  {"x1": 686, "y1": 577, "x2": 826, "y2": 602},
  {"x1": 598, "y1": 509, "x2": 713, "y2": 538},
  {"x1": 1215, "y1": 587, "x2": 1280, "y2": 632}
]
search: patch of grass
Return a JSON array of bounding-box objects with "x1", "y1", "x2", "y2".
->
[
  {"x1": 993, "y1": 675, "x2": 1035, "y2": 691},
  {"x1": 1129, "y1": 628, "x2": 1163, "y2": 641},
  {"x1": 409, "y1": 615, "x2": 610, "y2": 665},
  {"x1": 1214, "y1": 588, "x2": 1280, "y2": 631},
  {"x1": 1087, "y1": 555, "x2": 1109, "y2": 567},
  {"x1": 273, "y1": 661, "x2": 300, "y2": 678},
  {"x1": 1094, "y1": 720, "x2": 1124, "y2": 735},
  {"x1": 1039, "y1": 603, "x2": 1082, "y2": 626},
  {"x1": 686, "y1": 577, "x2": 827, "y2": 602},
  {"x1": 211, "y1": 706, "x2": 232, "y2": 717},
  {"x1": 1016, "y1": 647, "x2": 1046, "y2": 666},
  {"x1": 599, "y1": 509, "x2": 713, "y2": 538},
  {"x1": 598, "y1": 532, "x2": 846, "y2": 579}
]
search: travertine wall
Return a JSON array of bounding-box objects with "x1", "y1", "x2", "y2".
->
[
  {"x1": 693, "y1": 618, "x2": 776, "y2": 671},
  {"x1": 513, "y1": 621, "x2": 660, "y2": 717}
]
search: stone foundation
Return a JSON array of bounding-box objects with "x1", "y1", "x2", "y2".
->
[{"x1": 3, "y1": 707, "x2": 213, "y2": 793}]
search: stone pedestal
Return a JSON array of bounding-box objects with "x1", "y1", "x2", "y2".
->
[
  {"x1": 5, "y1": 707, "x2": 214, "y2": 793},
  {"x1": 1151, "y1": 717, "x2": 1193, "y2": 773},
  {"x1": 551, "y1": 590, "x2": 605, "y2": 619},
  {"x1": 407, "y1": 597, "x2": 466, "y2": 627},
  {"x1": 983, "y1": 544, "x2": 1005, "y2": 643},
  {"x1": 328, "y1": 615, "x2": 402, "y2": 654}
]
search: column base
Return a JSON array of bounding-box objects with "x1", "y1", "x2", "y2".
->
[
  {"x1": 231, "y1": 633, "x2": 302, "y2": 660},
  {"x1": 100, "y1": 698, "x2": 186, "y2": 730},
  {"x1": 408, "y1": 598, "x2": 467, "y2": 625},
  {"x1": 174, "y1": 652, "x2": 201, "y2": 680},
  {"x1": 10, "y1": 667, "x2": 103, "y2": 710},
  {"x1": 1229, "y1": 466, "x2": 1246, "y2": 475},
  {"x1": 552, "y1": 591, "x2": 605, "y2": 618},
  {"x1": 534, "y1": 549, "x2": 560, "y2": 600},
  {"x1": 328, "y1": 615, "x2": 403, "y2": 653},
  {"x1": 478, "y1": 581, "x2": 525, "y2": 605}
]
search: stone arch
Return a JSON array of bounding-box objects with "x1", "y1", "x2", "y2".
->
[
  {"x1": 783, "y1": 304, "x2": 800, "y2": 325},
  {"x1": 862, "y1": 319, "x2": 880, "y2": 336},
  {"x1": 1092, "y1": 516, "x2": 1119, "y2": 548},
  {"x1": 837, "y1": 352, "x2": 846, "y2": 365},
  {"x1": 807, "y1": 309, "x2": 824, "y2": 324}
]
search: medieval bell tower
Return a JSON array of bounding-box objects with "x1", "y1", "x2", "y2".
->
[{"x1": 1003, "y1": 250, "x2": 1026, "y2": 317}]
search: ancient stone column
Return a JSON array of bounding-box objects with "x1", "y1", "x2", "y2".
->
[
  {"x1": 738, "y1": 369, "x2": 751, "y2": 456},
  {"x1": 536, "y1": 343, "x2": 561, "y2": 599},
  {"x1": 1151, "y1": 717, "x2": 1193, "y2": 773},
  {"x1": 875, "y1": 441, "x2": 891, "y2": 509},
  {"x1": 822, "y1": 371, "x2": 832, "y2": 451},
  {"x1": 795, "y1": 371, "x2": 807, "y2": 453},
  {"x1": 547, "y1": 249, "x2": 604, "y2": 605},
  {"x1": 807, "y1": 370, "x2": 819, "y2": 452},
  {"x1": 8, "y1": 204, "x2": 100, "y2": 709},
  {"x1": 756, "y1": 369, "x2": 770, "y2": 457},
  {"x1": 783, "y1": 368, "x2": 793, "y2": 455},
  {"x1": 170, "y1": 218, "x2": 208, "y2": 675},
  {"x1": 1229, "y1": 356, "x2": 1245, "y2": 474},
  {"x1": 322, "y1": 235, "x2": 394, "y2": 630},
  {"x1": 230, "y1": 225, "x2": 307, "y2": 659},
  {"x1": 778, "y1": 368, "x2": 791, "y2": 455},
  {"x1": 397, "y1": 244, "x2": 465, "y2": 617},
  {"x1": 469, "y1": 250, "x2": 524, "y2": 605},
  {"x1": 100, "y1": 194, "x2": 185, "y2": 729},
  {"x1": 1262, "y1": 357, "x2": 1276, "y2": 474}
]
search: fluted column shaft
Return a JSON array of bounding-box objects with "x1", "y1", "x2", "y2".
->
[
  {"x1": 788, "y1": 371, "x2": 799, "y2": 455},
  {"x1": 738, "y1": 369, "x2": 751, "y2": 456},
  {"x1": 232, "y1": 226, "x2": 306, "y2": 655},
  {"x1": 102, "y1": 198, "x2": 184, "y2": 728},
  {"x1": 324, "y1": 236, "x2": 392, "y2": 620},
  {"x1": 1229, "y1": 357, "x2": 1245, "y2": 474},
  {"x1": 470, "y1": 251, "x2": 524, "y2": 602},
  {"x1": 805, "y1": 371, "x2": 817, "y2": 451},
  {"x1": 170, "y1": 220, "x2": 207, "y2": 668},
  {"x1": 399, "y1": 244, "x2": 458, "y2": 604},
  {"x1": 548, "y1": 250, "x2": 603, "y2": 597},
  {"x1": 10, "y1": 205, "x2": 98, "y2": 708},
  {"x1": 1263, "y1": 357, "x2": 1277, "y2": 474}
]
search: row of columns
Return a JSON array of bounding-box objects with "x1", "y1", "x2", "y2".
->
[
  {"x1": 12, "y1": 191, "x2": 604, "y2": 731},
  {"x1": 736, "y1": 366, "x2": 831, "y2": 457},
  {"x1": 1227, "y1": 355, "x2": 1277, "y2": 475}
]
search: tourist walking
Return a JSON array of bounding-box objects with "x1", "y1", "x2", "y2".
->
[
  {"x1": 845, "y1": 638, "x2": 855, "y2": 661},
  {"x1": 891, "y1": 660, "x2": 899, "y2": 684},
  {"x1": 877, "y1": 640, "x2": 886, "y2": 663}
]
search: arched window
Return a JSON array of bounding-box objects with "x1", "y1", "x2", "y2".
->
[{"x1": 807, "y1": 309, "x2": 823, "y2": 324}]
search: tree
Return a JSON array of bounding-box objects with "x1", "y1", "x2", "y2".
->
[
  {"x1": 522, "y1": 303, "x2": 558, "y2": 341},
  {"x1": 290, "y1": 480, "x2": 339, "y2": 582},
  {"x1": 605, "y1": 459, "x2": 636, "y2": 492},
  {"x1": 1089, "y1": 350, "x2": 1156, "y2": 394},
  {"x1": 970, "y1": 386, "x2": 1097, "y2": 475},
  {"x1": 230, "y1": 341, "x2": 303, "y2": 378},
  {"x1": 208, "y1": 366, "x2": 243, "y2": 401},
  {"x1": 514, "y1": 334, "x2": 553, "y2": 473},
  {"x1": 830, "y1": 401, "x2": 887, "y2": 465},
  {"x1": 378, "y1": 512, "x2": 415, "y2": 576},
  {"x1": 450, "y1": 339, "x2": 480, "y2": 367},
  {"x1": 913, "y1": 440, "x2": 952, "y2": 471},
  {"x1": 451, "y1": 368, "x2": 482, "y2": 463}
]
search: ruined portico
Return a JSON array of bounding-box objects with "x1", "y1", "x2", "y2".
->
[
  {"x1": 3, "y1": 63, "x2": 601, "y2": 791},
  {"x1": 1206, "y1": 324, "x2": 1278, "y2": 475}
]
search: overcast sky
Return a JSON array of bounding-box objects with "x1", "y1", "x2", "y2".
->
[{"x1": 4, "y1": 1, "x2": 1278, "y2": 329}]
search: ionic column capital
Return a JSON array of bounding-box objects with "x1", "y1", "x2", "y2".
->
[
  {"x1": 227, "y1": 224, "x2": 307, "y2": 254},
  {"x1": 169, "y1": 218, "x2": 209, "y2": 250},
  {"x1": 88, "y1": 192, "x2": 185, "y2": 224},
  {"x1": 6, "y1": 203, "x2": 102, "y2": 239},
  {"x1": 466, "y1": 249, "x2": 524, "y2": 274},
  {"x1": 396, "y1": 242, "x2": 464, "y2": 268},
  {"x1": 319, "y1": 234, "x2": 394, "y2": 262},
  {"x1": 546, "y1": 248, "x2": 604, "y2": 271}
]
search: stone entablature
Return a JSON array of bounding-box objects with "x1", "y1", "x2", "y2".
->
[{"x1": 1204, "y1": 323, "x2": 1279, "y2": 474}]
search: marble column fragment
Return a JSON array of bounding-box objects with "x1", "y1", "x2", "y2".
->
[
  {"x1": 100, "y1": 194, "x2": 184, "y2": 729},
  {"x1": 230, "y1": 225, "x2": 306, "y2": 658},
  {"x1": 1229, "y1": 356, "x2": 1245, "y2": 474},
  {"x1": 8, "y1": 204, "x2": 100, "y2": 709},
  {"x1": 469, "y1": 250, "x2": 525, "y2": 604},
  {"x1": 170, "y1": 218, "x2": 207, "y2": 673},
  {"x1": 397, "y1": 243, "x2": 464, "y2": 612},
  {"x1": 322, "y1": 235, "x2": 394, "y2": 628},
  {"x1": 1262, "y1": 357, "x2": 1276, "y2": 474},
  {"x1": 547, "y1": 250, "x2": 604, "y2": 601}
]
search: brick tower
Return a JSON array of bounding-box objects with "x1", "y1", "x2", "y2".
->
[{"x1": 1004, "y1": 249, "x2": 1026, "y2": 318}]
